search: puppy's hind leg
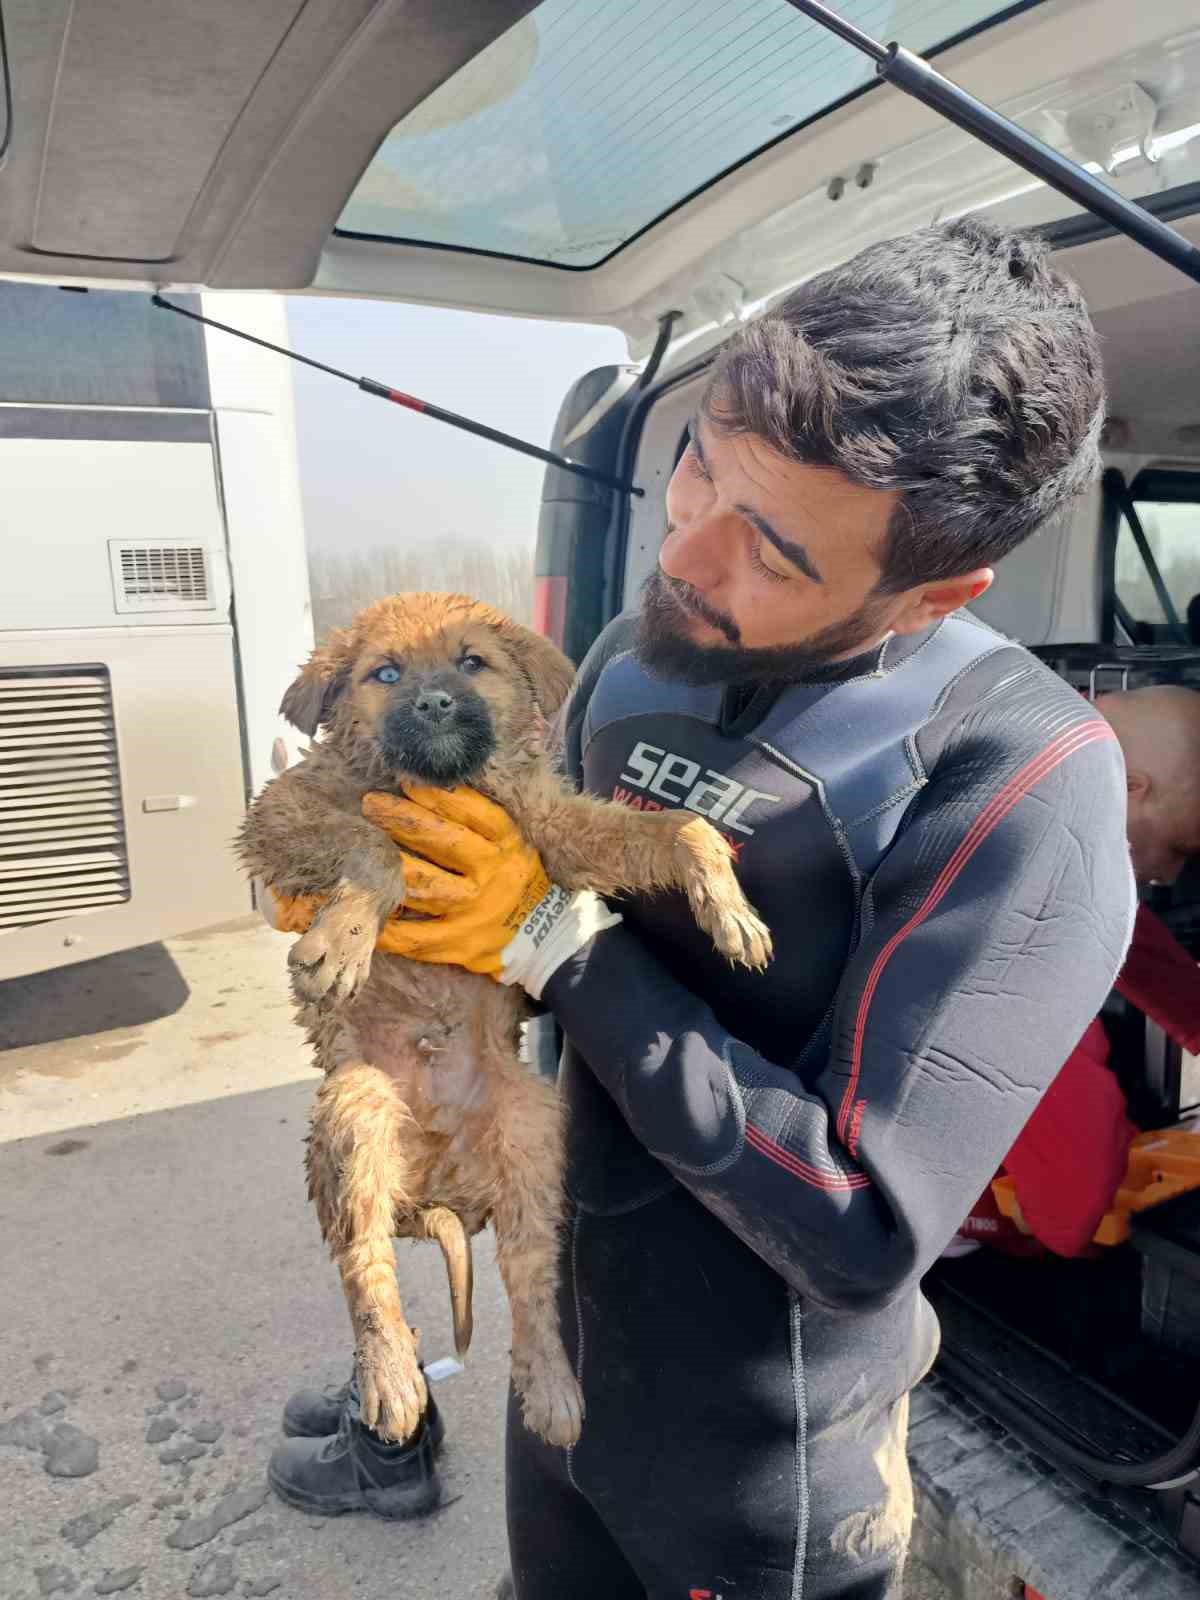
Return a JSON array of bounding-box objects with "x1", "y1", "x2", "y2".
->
[
  {"x1": 483, "y1": 1048, "x2": 583, "y2": 1448},
  {"x1": 307, "y1": 1062, "x2": 427, "y2": 1443}
]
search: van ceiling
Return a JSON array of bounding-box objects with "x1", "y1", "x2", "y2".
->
[
  {"x1": 3, "y1": 0, "x2": 1032, "y2": 303},
  {"x1": 0, "y1": 0, "x2": 536, "y2": 285}
]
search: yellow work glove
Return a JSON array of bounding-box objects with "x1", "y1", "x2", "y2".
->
[
  {"x1": 365, "y1": 786, "x2": 551, "y2": 973},
  {"x1": 265, "y1": 787, "x2": 620, "y2": 994}
]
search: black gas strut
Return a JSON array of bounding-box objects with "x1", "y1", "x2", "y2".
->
[
  {"x1": 785, "y1": 0, "x2": 1200, "y2": 286},
  {"x1": 150, "y1": 293, "x2": 642, "y2": 498}
]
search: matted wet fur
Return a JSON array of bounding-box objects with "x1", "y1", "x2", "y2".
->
[{"x1": 238, "y1": 593, "x2": 771, "y2": 1447}]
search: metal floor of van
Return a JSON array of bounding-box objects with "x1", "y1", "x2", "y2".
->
[{"x1": 914, "y1": 1248, "x2": 1200, "y2": 1598}]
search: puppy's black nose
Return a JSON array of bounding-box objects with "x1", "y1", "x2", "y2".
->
[{"x1": 413, "y1": 688, "x2": 456, "y2": 723}]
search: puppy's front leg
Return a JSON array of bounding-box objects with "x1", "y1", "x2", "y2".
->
[
  {"x1": 307, "y1": 1061, "x2": 427, "y2": 1442},
  {"x1": 240, "y1": 770, "x2": 407, "y2": 1006},
  {"x1": 501, "y1": 773, "x2": 771, "y2": 970},
  {"x1": 287, "y1": 848, "x2": 405, "y2": 1007}
]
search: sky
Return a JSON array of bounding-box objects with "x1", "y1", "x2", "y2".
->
[{"x1": 285, "y1": 296, "x2": 628, "y2": 556}]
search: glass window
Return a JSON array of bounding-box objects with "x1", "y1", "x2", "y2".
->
[
  {"x1": 337, "y1": 0, "x2": 1018, "y2": 268},
  {"x1": 1115, "y1": 474, "x2": 1200, "y2": 636},
  {"x1": 0, "y1": 285, "x2": 209, "y2": 408}
]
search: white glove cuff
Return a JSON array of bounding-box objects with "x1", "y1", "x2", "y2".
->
[{"x1": 498, "y1": 886, "x2": 622, "y2": 1001}]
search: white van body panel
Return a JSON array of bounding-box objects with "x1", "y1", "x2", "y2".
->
[{"x1": 0, "y1": 294, "x2": 311, "y2": 980}]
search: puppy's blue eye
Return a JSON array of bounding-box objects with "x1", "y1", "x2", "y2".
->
[
  {"x1": 373, "y1": 664, "x2": 403, "y2": 685},
  {"x1": 459, "y1": 655, "x2": 485, "y2": 675}
]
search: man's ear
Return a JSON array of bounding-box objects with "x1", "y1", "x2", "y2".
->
[
  {"x1": 889, "y1": 568, "x2": 993, "y2": 637},
  {"x1": 1126, "y1": 767, "x2": 1151, "y2": 803},
  {"x1": 497, "y1": 622, "x2": 576, "y2": 716},
  {"x1": 279, "y1": 629, "x2": 354, "y2": 736}
]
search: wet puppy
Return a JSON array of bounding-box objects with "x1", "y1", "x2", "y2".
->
[{"x1": 239, "y1": 593, "x2": 770, "y2": 1447}]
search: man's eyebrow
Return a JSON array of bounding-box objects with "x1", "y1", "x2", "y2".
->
[
  {"x1": 738, "y1": 506, "x2": 824, "y2": 585},
  {"x1": 689, "y1": 415, "x2": 824, "y2": 585}
]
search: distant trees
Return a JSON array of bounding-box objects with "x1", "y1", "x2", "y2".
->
[{"x1": 307, "y1": 537, "x2": 533, "y2": 636}]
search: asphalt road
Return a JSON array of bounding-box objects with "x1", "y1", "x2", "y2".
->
[{"x1": 0, "y1": 918, "x2": 954, "y2": 1600}]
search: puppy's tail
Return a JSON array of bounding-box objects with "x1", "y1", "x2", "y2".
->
[{"x1": 421, "y1": 1206, "x2": 474, "y2": 1357}]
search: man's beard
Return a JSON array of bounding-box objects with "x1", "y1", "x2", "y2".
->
[{"x1": 634, "y1": 569, "x2": 890, "y2": 688}]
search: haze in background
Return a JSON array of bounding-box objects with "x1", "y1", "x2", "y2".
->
[{"x1": 286, "y1": 296, "x2": 627, "y2": 632}]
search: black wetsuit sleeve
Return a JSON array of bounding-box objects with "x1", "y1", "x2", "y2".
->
[{"x1": 543, "y1": 702, "x2": 1136, "y2": 1310}]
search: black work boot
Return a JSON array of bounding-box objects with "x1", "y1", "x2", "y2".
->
[
  {"x1": 268, "y1": 1377, "x2": 444, "y2": 1520},
  {"x1": 281, "y1": 1369, "x2": 444, "y2": 1447},
  {"x1": 281, "y1": 1376, "x2": 351, "y2": 1440}
]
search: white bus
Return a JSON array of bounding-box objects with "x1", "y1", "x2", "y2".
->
[{"x1": 0, "y1": 285, "x2": 312, "y2": 981}]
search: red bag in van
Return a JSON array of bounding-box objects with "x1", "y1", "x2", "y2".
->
[{"x1": 959, "y1": 907, "x2": 1200, "y2": 1259}]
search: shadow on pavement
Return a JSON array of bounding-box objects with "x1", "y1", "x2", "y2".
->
[{"x1": 0, "y1": 941, "x2": 190, "y2": 1050}]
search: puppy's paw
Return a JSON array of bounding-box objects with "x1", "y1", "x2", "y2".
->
[
  {"x1": 675, "y1": 819, "x2": 773, "y2": 971},
  {"x1": 690, "y1": 879, "x2": 773, "y2": 971},
  {"x1": 513, "y1": 1347, "x2": 584, "y2": 1448},
  {"x1": 355, "y1": 1319, "x2": 427, "y2": 1444},
  {"x1": 288, "y1": 908, "x2": 376, "y2": 1006}
]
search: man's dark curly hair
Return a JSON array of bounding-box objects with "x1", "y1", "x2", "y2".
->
[{"x1": 703, "y1": 216, "x2": 1105, "y2": 593}]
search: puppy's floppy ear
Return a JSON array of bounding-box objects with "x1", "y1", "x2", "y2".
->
[
  {"x1": 279, "y1": 629, "x2": 354, "y2": 737},
  {"x1": 496, "y1": 622, "x2": 575, "y2": 716}
]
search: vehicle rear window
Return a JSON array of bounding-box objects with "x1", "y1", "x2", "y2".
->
[
  {"x1": 1116, "y1": 471, "x2": 1200, "y2": 639},
  {"x1": 336, "y1": 0, "x2": 1023, "y2": 269}
]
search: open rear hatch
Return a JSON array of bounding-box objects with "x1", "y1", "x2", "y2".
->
[{"x1": 0, "y1": 0, "x2": 1197, "y2": 340}]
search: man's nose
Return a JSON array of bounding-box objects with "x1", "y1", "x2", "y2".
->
[{"x1": 659, "y1": 510, "x2": 729, "y2": 592}]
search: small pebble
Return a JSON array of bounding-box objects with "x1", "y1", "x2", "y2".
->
[
  {"x1": 0, "y1": 1408, "x2": 51, "y2": 1451},
  {"x1": 43, "y1": 1424, "x2": 100, "y2": 1478},
  {"x1": 187, "y1": 1553, "x2": 237, "y2": 1598},
  {"x1": 159, "y1": 1438, "x2": 207, "y2": 1465},
  {"x1": 230, "y1": 1522, "x2": 274, "y2": 1548},
  {"x1": 94, "y1": 1568, "x2": 143, "y2": 1596},
  {"x1": 39, "y1": 1392, "x2": 68, "y2": 1416},
  {"x1": 35, "y1": 1566, "x2": 78, "y2": 1596},
  {"x1": 146, "y1": 1416, "x2": 178, "y2": 1445},
  {"x1": 156, "y1": 1379, "x2": 188, "y2": 1403},
  {"x1": 61, "y1": 1497, "x2": 138, "y2": 1550},
  {"x1": 167, "y1": 1485, "x2": 270, "y2": 1552}
]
